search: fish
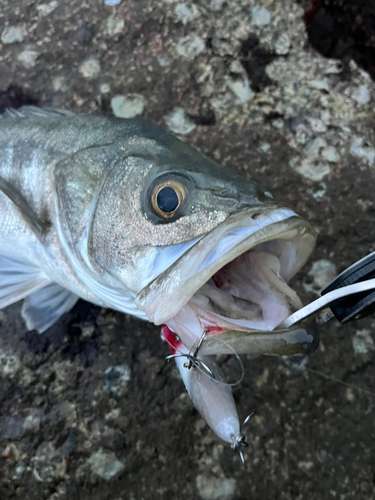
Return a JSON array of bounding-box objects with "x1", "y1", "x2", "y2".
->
[{"x1": 0, "y1": 106, "x2": 316, "y2": 354}]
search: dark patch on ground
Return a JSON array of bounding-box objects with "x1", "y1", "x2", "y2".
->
[
  {"x1": 0, "y1": 85, "x2": 39, "y2": 113},
  {"x1": 188, "y1": 107, "x2": 216, "y2": 127},
  {"x1": 239, "y1": 34, "x2": 276, "y2": 92},
  {"x1": 299, "y1": 0, "x2": 375, "y2": 80},
  {"x1": 21, "y1": 301, "x2": 102, "y2": 362}
]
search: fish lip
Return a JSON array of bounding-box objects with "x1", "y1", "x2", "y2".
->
[{"x1": 135, "y1": 207, "x2": 316, "y2": 325}]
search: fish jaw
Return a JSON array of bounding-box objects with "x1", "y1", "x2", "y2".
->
[{"x1": 135, "y1": 207, "x2": 316, "y2": 340}]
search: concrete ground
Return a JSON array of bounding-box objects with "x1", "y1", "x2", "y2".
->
[{"x1": 0, "y1": 1, "x2": 374, "y2": 499}]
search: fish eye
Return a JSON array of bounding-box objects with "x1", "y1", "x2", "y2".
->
[{"x1": 150, "y1": 180, "x2": 186, "y2": 219}]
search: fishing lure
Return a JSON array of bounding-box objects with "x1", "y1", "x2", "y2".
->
[{"x1": 161, "y1": 325, "x2": 253, "y2": 462}]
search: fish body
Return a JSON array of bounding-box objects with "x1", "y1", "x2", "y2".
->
[{"x1": 0, "y1": 106, "x2": 316, "y2": 349}]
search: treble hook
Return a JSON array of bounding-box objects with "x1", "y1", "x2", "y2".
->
[
  {"x1": 231, "y1": 411, "x2": 255, "y2": 466},
  {"x1": 166, "y1": 330, "x2": 216, "y2": 379}
]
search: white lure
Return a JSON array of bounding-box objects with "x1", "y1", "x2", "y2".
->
[{"x1": 161, "y1": 325, "x2": 252, "y2": 462}]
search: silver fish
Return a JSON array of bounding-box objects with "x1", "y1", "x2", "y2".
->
[{"x1": 0, "y1": 106, "x2": 316, "y2": 354}]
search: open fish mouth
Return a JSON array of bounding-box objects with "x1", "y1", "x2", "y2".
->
[{"x1": 135, "y1": 207, "x2": 316, "y2": 348}]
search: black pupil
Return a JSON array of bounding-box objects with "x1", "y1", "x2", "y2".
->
[{"x1": 157, "y1": 187, "x2": 179, "y2": 213}]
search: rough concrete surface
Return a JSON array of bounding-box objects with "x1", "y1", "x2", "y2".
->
[{"x1": 0, "y1": 1, "x2": 375, "y2": 499}]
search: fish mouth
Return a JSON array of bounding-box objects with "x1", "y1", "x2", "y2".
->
[{"x1": 135, "y1": 207, "x2": 316, "y2": 348}]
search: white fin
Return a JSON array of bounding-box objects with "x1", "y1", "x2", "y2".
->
[
  {"x1": 22, "y1": 283, "x2": 79, "y2": 333},
  {"x1": 0, "y1": 255, "x2": 50, "y2": 309},
  {"x1": 0, "y1": 106, "x2": 76, "y2": 120}
]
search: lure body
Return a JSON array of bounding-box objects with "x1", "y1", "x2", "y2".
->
[{"x1": 161, "y1": 325, "x2": 241, "y2": 444}]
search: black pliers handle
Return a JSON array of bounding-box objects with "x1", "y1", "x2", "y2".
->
[{"x1": 278, "y1": 251, "x2": 375, "y2": 329}]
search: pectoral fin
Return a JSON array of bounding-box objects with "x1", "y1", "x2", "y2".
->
[
  {"x1": 0, "y1": 254, "x2": 50, "y2": 309},
  {"x1": 22, "y1": 283, "x2": 79, "y2": 333}
]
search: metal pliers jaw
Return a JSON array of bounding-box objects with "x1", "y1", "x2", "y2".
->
[{"x1": 278, "y1": 251, "x2": 375, "y2": 330}]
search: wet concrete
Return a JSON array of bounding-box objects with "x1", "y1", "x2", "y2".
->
[{"x1": 0, "y1": 1, "x2": 375, "y2": 499}]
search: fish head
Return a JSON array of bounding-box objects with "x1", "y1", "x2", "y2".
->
[{"x1": 56, "y1": 119, "x2": 315, "y2": 343}]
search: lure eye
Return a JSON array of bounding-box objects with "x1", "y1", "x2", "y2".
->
[{"x1": 151, "y1": 180, "x2": 186, "y2": 219}]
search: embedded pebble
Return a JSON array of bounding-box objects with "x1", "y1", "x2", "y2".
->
[
  {"x1": 81, "y1": 325, "x2": 95, "y2": 338},
  {"x1": 0, "y1": 351, "x2": 21, "y2": 378},
  {"x1": 282, "y1": 355, "x2": 308, "y2": 372},
  {"x1": 312, "y1": 184, "x2": 327, "y2": 199},
  {"x1": 32, "y1": 443, "x2": 67, "y2": 483},
  {"x1": 2, "y1": 442, "x2": 23, "y2": 461},
  {"x1": 251, "y1": 6, "x2": 271, "y2": 27},
  {"x1": 351, "y1": 85, "x2": 370, "y2": 105},
  {"x1": 32, "y1": 443, "x2": 67, "y2": 482},
  {"x1": 211, "y1": 36, "x2": 233, "y2": 56},
  {"x1": 15, "y1": 463, "x2": 26, "y2": 476},
  {"x1": 79, "y1": 57, "x2": 101, "y2": 79},
  {"x1": 103, "y1": 364, "x2": 131, "y2": 396},
  {"x1": 320, "y1": 110, "x2": 331, "y2": 125},
  {"x1": 293, "y1": 158, "x2": 331, "y2": 182},
  {"x1": 321, "y1": 146, "x2": 340, "y2": 163},
  {"x1": 157, "y1": 56, "x2": 172, "y2": 67},
  {"x1": 352, "y1": 329, "x2": 374, "y2": 355},
  {"x1": 274, "y1": 33, "x2": 290, "y2": 55},
  {"x1": 345, "y1": 388, "x2": 355, "y2": 402},
  {"x1": 1, "y1": 25, "x2": 27, "y2": 44},
  {"x1": 228, "y1": 60, "x2": 244, "y2": 75},
  {"x1": 52, "y1": 76, "x2": 68, "y2": 92},
  {"x1": 308, "y1": 80, "x2": 330, "y2": 92},
  {"x1": 271, "y1": 118, "x2": 284, "y2": 129},
  {"x1": 23, "y1": 414, "x2": 41, "y2": 433},
  {"x1": 17, "y1": 47, "x2": 39, "y2": 68},
  {"x1": 226, "y1": 76, "x2": 253, "y2": 104},
  {"x1": 58, "y1": 401, "x2": 78, "y2": 428},
  {"x1": 105, "y1": 408, "x2": 120, "y2": 422},
  {"x1": 256, "y1": 367, "x2": 270, "y2": 387},
  {"x1": 304, "y1": 137, "x2": 327, "y2": 159},
  {"x1": 105, "y1": 0, "x2": 121, "y2": 5},
  {"x1": 303, "y1": 260, "x2": 337, "y2": 296},
  {"x1": 176, "y1": 33, "x2": 205, "y2": 60},
  {"x1": 196, "y1": 475, "x2": 236, "y2": 500},
  {"x1": 104, "y1": 15, "x2": 125, "y2": 36},
  {"x1": 209, "y1": 0, "x2": 225, "y2": 11},
  {"x1": 166, "y1": 107, "x2": 196, "y2": 135},
  {"x1": 99, "y1": 83, "x2": 111, "y2": 94},
  {"x1": 298, "y1": 461, "x2": 314, "y2": 472},
  {"x1": 308, "y1": 117, "x2": 327, "y2": 133},
  {"x1": 36, "y1": 1, "x2": 59, "y2": 16},
  {"x1": 210, "y1": 94, "x2": 232, "y2": 114},
  {"x1": 87, "y1": 448, "x2": 125, "y2": 480},
  {"x1": 111, "y1": 94, "x2": 145, "y2": 118},
  {"x1": 350, "y1": 138, "x2": 375, "y2": 167},
  {"x1": 174, "y1": 3, "x2": 199, "y2": 25}
]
